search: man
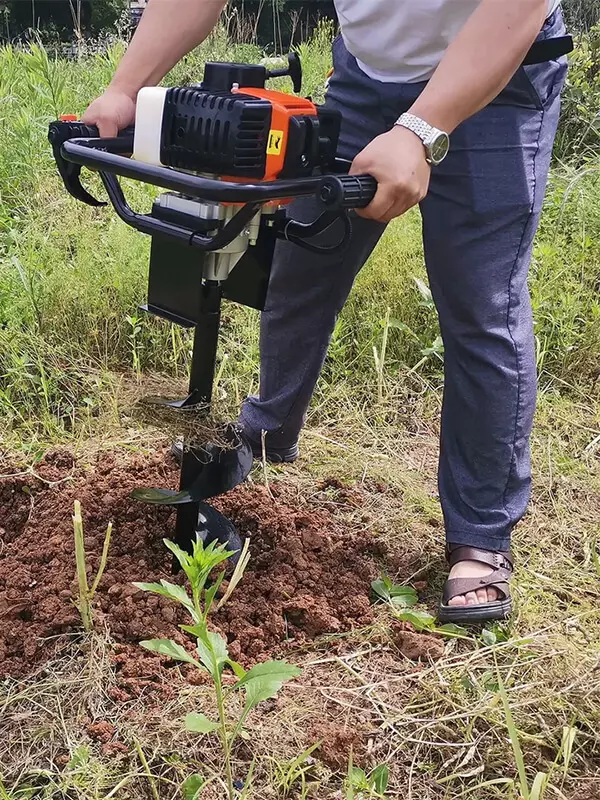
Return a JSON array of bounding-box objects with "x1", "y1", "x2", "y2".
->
[{"x1": 83, "y1": 0, "x2": 568, "y2": 623}]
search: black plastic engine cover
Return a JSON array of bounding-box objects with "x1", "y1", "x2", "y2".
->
[{"x1": 161, "y1": 87, "x2": 273, "y2": 178}]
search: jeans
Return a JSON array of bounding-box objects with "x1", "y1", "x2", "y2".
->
[{"x1": 240, "y1": 10, "x2": 568, "y2": 551}]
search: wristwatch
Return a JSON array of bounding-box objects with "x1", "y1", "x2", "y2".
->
[{"x1": 395, "y1": 112, "x2": 450, "y2": 166}]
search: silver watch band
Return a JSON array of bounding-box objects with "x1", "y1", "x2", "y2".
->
[
  {"x1": 395, "y1": 112, "x2": 449, "y2": 166},
  {"x1": 396, "y1": 112, "x2": 437, "y2": 143}
]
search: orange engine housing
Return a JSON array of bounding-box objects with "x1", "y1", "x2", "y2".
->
[{"x1": 234, "y1": 88, "x2": 318, "y2": 182}]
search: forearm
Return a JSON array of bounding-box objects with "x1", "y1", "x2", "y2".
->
[
  {"x1": 109, "y1": 0, "x2": 227, "y2": 98},
  {"x1": 410, "y1": 0, "x2": 548, "y2": 132}
]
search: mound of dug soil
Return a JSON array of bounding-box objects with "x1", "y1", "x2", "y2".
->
[{"x1": 0, "y1": 448, "x2": 386, "y2": 691}]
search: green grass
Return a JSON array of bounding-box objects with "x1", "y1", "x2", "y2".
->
[{"x1": 2, "y1": 24, "x2": 600, "y2": 445}]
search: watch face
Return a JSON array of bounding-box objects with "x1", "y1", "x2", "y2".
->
[{"x1": 429, "y1": 131, "x2": 450, "y2": 165}]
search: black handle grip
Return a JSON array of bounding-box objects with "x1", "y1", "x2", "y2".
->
[
  {"x1": 48, "y1": 120, "x2": 134, "y2": 151},
  {"x1": 48, "y1": 120, "x2": 135, "y2": 206},
  {"x1": 318, "y1": 175, "x2": 378, "y2": 209}
]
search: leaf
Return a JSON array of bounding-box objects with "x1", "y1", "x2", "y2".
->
[
  {"x1": 139, "y1": 639, "x2": 200, "y2": 667},
  {"x1": 497, "y1": 668, "x2": 529, "y2": 800},
  {"x1": 133, "y1": 580, "x2": 196, "y2": 619},
  {"x1": 163, "y1": 538, "x2": 193, "y2": 574},
  {"x1": 561, "y1": 726, "x2": 577, "y2": 775},
  {"x1": 387, "y1": 318, "x2": 419, "y2": 337},
  {"x1": 228, "y1": 660, "x2": 247, "y2": 680},
  {"x1": 371, "y1": 578, "x2": 390, "y2": 601},
  {"x1": 481, "y1": 671, "x2": 499, "y2": 692},
  {"x1": 434, "y1": 623, "x2": 469, "y2": 639},
  {"x1": 481, "y1": 628, "x2": 497, "y2": 646},
  {"x1": 489, "y1": 623, "x2": 510, "y2": 643},
  {"x1": 350, "y1": 766, "x2": 367, "y2": 787},
  {"x1": 182, "y1": 774, "x2": 206, "y2": 800},
  {"x1": 396, "y1": 609, "x2": 435, "y2": 631},
  {"x1": 234, "y1": 661, "x2": 301, "y2": 712},
  {"x1": 204, "y1": 571, "x2": 225, "y2": 614},
  {"x1": 371, "y1": 577, "x2": 417, "y2": 607},
  {"x1": 413, "y1": 276, "x2": 433, "y2": 306},
  {"x1": 185, "y1": 713, "x2": 220, "y2": 735},
  {"x1": 196, "y1": 630, "x2": 229, "y2": 677},
  {"x1": 371, "y1": 763, "x2": 389, "y2": 794},
  {"x1": 67, "y1": 744, "x2": 90, "y2": 770},
  {"x1": 530, "y1": 771, "x2": 548, "y2": 800},
  {"x1": 390, "y1": 590, "x2": 418, "y2": 609}
]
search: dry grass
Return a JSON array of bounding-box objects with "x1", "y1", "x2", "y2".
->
[{"x1": 1, "y1": 387, "x2": 600, "y2": 800}]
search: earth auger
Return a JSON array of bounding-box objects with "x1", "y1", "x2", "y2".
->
[{"x1": 48, "y1": 53, "x2": 377, "y2": 565}]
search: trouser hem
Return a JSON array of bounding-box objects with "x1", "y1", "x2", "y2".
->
[{"x1": 446, "y1": 529, "x2": 512, "y2": 553}]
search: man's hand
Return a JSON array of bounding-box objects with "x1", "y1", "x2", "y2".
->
[
  {"x1": 81, "y1": 0, "x2": 226, "y2": 137},
  {"x1": 350, "y1": 126, "x2": 431, "y2": 223},
  {"x1": 81, "y1": 88, "x2": 136, "y2": 137}
]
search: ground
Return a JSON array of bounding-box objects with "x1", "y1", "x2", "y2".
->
[{"x1": 1, "y1": 398, "x2": 600, "y2": 799}]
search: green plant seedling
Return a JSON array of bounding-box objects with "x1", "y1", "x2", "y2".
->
[
  {"x1": 268, "y1": 740, "x2": 322, "y2": 798},
  {"x1": 371, "y1": 575, "x2": 467, "y2": 639},
  {"x1": 480, "y1": 623, "x2": 510, "y2": 647},
  {"x1": 72, "y1": 500, "x2": 112, "y2": 632},
  {"x1": 344, "y1": 747, "x2": 389, "y2": 799},
  {"x1": 125, "y1": 314, "x2": 143, "y2": 376},
  {"x1": 495, "y1": 658, "x2": 550, "y2": 800},
  {"x1": 182, "y1": 774, "x2": 206, "y2": 800},
  {"x1": 371, "y1": 574, "x2": 418, "y2": 608},
  {"x1": 135, "y1": 535, "x2": 301, "y2": 800}
]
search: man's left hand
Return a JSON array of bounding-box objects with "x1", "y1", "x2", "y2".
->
[{"x1": 350, "y1": 126, "x2": 432, "y2": 223}]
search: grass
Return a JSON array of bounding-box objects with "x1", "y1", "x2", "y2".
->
[
  {"x1": 1, "y1": 17, "x2": 600, "y2": 800},
  {"x1": 2, "y1": 24, "x2": 600, "y2": 447}
]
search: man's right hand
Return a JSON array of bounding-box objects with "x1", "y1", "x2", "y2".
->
[{"x1": 81, "y1": 89, "x2": 137, "y2": 138}]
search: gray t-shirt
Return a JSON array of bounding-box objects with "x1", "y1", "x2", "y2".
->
[{"x1": 334, "y1": 0, "x2": 561, "y2": 83}]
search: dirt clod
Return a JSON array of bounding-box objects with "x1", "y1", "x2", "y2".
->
[
  {"x1": 310, "y1": 722, "x2": 366, "y2": 770},
  {"x1": 393, "y1": 629, "x2": 445, "y2": 661},
  {"x1": 100, "y1": 741, "x2": 129, "y2": 757},
  {"x1": 86, "y1": 721, "x2": 115, "y2": 743}
]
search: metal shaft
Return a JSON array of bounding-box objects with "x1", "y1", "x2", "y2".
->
[{"x1": 174, "y1": 280, "x2": 222, "y2": 552}]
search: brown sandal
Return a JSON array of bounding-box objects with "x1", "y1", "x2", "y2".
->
[{"x1": 437, "y1": 545, "x2": 513, "y2": 623}]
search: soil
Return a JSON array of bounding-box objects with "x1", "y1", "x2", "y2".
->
[{"x1": 0, "y1": 447, "x2": 423, "y2": 695}]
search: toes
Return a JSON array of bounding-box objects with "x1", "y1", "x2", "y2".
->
[
  {"x1": 465, "y1": 591, "x2": 479, "y2": 606},
  {"x1": 448, "y1": 594, "x2": 466, "y2": 607},
  {"x1": 487, "y1": 586, "x2": 499, "y2": 602},
  {"x1": 476, "y1": 588, "x2": 488, "y2": 604}
]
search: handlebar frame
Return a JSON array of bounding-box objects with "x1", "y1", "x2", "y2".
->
[{"x1": 49, "y1": 122, "x2": 378, "y2": 252}]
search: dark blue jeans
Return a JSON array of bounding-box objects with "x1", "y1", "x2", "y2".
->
[{"x1": 241, "y1": 11, "x2": 568, "y2": 552}]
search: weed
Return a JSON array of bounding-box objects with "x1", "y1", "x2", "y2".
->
[
  {"x1": 268, "y1": 741, "x2": 321, "y2": 798},
  {"x1": 373, "y1": 306, "x2": 391, "y2": 405},
  {"x1": 371, "y1": 573, "x2": 468, "y2": 639},
  {"x1": 125, "y1": 313, "x2": 143, "y2": 377},
  {"x1": 135, "y1": 536, "x2": 301, "y2": 800},
  {"x1": 371, "y1": 574, "x2": 418, "y2": 608},
  {"x1": 343, "y1": 746, "x2": 390, "y2": 800},
  {"x1": 72, "y1": 499, "x2": 112, "y2": 632},
  {"x1": 495, "y1": 658, "x2": 580, "y2": 800}
]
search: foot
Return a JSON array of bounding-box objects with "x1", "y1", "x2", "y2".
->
[
  {"x1": 447, "y1": 560, "x2": 499, "y2": 607},
  {"x1": 170, "y1": 429, "x2": 299, "y2": 466}
]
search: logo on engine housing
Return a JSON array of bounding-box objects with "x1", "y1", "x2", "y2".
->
[{"x1": 267, "y1": 129, "x2": 284, "y2": 156}]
